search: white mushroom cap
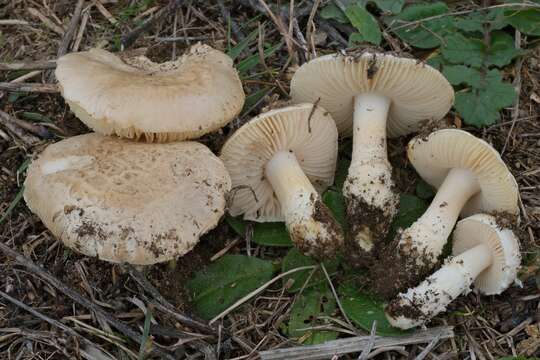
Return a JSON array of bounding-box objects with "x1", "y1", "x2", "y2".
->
[
  {"x1": 55, "y1": 43, "x2": 245, "y2": 142},
  {"x1": 23, "y1": 133, "x2": 231, "y2": 265},
  {"x1": 453, "y1": 214, "x2": 521, "y2": 295},
  {"x1": 220, "y1": 103, "x2": 338, "y2": 222},
  {"x1": 408, "y1": 129, "x2": 519, "y2": 216},
  {"x1": 290, "y1": 52, "x2": 454, "y2": 136}
]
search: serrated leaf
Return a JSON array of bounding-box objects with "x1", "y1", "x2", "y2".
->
[
  {"x1": 454, "y1": 8, "x2": 508, "y2": 33},
  {"x1": 322, "y1": 189, "x2": 347, "y2": 230},
  {"x1": 415, "y1": 180, "x2": 436, "y2": 200},
  {"x1": 282, "y1": 248, "x2": 339, "y2": 292},
  {"x1": 339, "y1": 282, "x2": 408, "y2": 336},
  {"x1": 320, "y1": 4, "x2": 349, "y2": 23},
  {"x1": 372, "y1": 0, "x2": 404, "y2": 14},
  {"x1": 186, "y1": 255, "x2": 274, "y2": 320},
  {"x1": 441, "y1": 33, "x2": 485, "y2": 67},
  {"x1": 505, "y1": 9, "x2": 540, "y2": 36},
  {"x1": 454, "y1": 69, "x2": 516, "y2": 127},
  {"x1": 287, "y1": 285, "x2": 338, "y2": 344},
  {"x1": 389, "y1": 194, "x2": 429, "y2": 237},
  {"x1": 443, "y1": 65, "x2": 482, "y2": 87},
  {"x1": 389, "y1": 2, "x2": 454, "y2": 48},
  {"x1": 485, "y1": 31, "x2": 523, "y2": 67},
  {"x1": 226, "y1": 215, "x2": 292, "y2": 247},
  {"x1": 345, "y1": 5, "x2": 382, "y2": 45}
]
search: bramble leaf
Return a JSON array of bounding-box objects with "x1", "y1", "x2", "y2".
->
[
  {"x1": 320, "y1": 4, "x2": 349, "y2": 23},
  {"x1": 485, "y1": 31, "x2": 523, "y2": 67},
  {"x1": 454, "y1": 8, "x2": 508, "y2": 33},
  {"x1": 371, "y1": 0, "x2": 405, "y2": 14},
  {"x1": 441, "y1": 33, "x2": 485, "y2": 67},
  {"x1": 345, "y1": 5, "x2": 382, "y2": 45},
  {"x1": 505, "y1": 8, "x2": 540, "y2": 36}
]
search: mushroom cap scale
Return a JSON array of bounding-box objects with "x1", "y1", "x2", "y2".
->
[
  {"x1": 55, "y1": 44, "x2": 245, "y2": 142},
  {"x1": 24, "y1": 133, "x2": 231, "y2": 265},
  {"x1": 408, "y1": 129, "x2": 519, "y2": 216},
  {"x1": 452, "y1": 214, "x2": 521, "y2": 295},
  {"x1": 220, "y1": 103, "x2": 338, "y2": 222},
  {"x1": 290, "y1": 52, "x2": 454, "y2": 137}
]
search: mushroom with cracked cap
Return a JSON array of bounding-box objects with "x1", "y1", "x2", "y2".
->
[
  {"x1": 385, "y1": 214, "x2": 521, "y2": 329},
  {"x1": 290, "y1": 51, "x2": 454, "y2": 266},
  {"x1": 23, "y1": 133, "x2": 231, "y2": 265},
  {"x1": 55, "y1": 43, "x2": 245, "y2": 142},
  {"x1": 372, "y1": 129, "x2": 518, "y2": 298},
  {"x1": 220, "y1": 103, "x2": 343, "y2": 260}
]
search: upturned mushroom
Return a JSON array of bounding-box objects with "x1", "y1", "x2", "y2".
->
[
  {"x1": 220, "y1": 104, "x2": 343, "y2": 259},
  {"x1": 290, "y1": 51, "x2": 454, "y2": 265},
  {"x1": 372, "y1": 129, "x2": 518, "y2": 298},
  {"x1": 386, "y1": 214, "x2": 521, "y2": 329},
  {"x1": 24, "y1": 133, "x2": 231, "y2": 265},
  {"x1": 55, "y1": 43, "x2": 244, "y2": 142}
]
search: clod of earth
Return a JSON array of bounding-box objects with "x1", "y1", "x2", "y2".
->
[
  {"x1": 220, "y1": 103, "x2": 344, "y2": 260},
  {"x1": 386, "y1": 214, "x2": 521, "y2": 329},
  {"x1": 372, "y1": 129, "x2": 519, "y2": 298},
  {"x1": 290, "y1": 51, "x2": 454, "y2": 265}
]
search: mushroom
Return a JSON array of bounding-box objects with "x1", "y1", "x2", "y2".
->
[
  {"x1": 220, "y1": 103, "x2": 343, "y2": 259},
  {"x1": 385, "y1": 214, "x2": 521, "y2": 329},
  {"x1": 290, "y1": 52, "x2": 454, "y2": 265},
  {"x1": 372, "y1": 129, "x2": 518, "y2": 298},
  {"x1": 23, "y1": 133, "x2": 231, "y2": 265},
  {"x1": 55, "y1": 43, "x2": 244, "y2": 142}
]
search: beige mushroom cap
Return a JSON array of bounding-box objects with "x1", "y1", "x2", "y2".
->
[
  {"x1": 55, "y1": 43, "x2": 245, "y2": 142},
  {"x1": 408, "y1": 129, "x2": 519, "y2": 216},
  {"x1": 220, "y1": 103, "x2": 338, "y2": 222},
  {"x1": 453, "y1": 214, "x2": 521, "y2": 295},
  {"x1": 290, "y1": 52, "x2": 454, "y2": 137},
  {"x1": 23, "y1": 133, "x2": 231, "y2": 265}
]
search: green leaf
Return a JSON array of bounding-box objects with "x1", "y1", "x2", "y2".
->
[
  {"x1": 454, "y1": 69, "x2": 517, "y2": 127},
  {"x1": 242, "y1": 86, "x2": 273, "y2": 114},
  {"x1": 485, "y1": 31, "x2": 523, "y2": 67},
  {"x1": 20, "y1": 111, "x2": 53, "y2": 123},
  {"x1": 390, "y1": 194, "x2": 429, "y2": 236},
  {"x1": 227, "y1": 28, "x2": 258, "y2": 61},
  {"x1": 505, "y1": 9, "x2": 540, "y2": 36},
  {"x1": 237, "y1": 42, "x2": 283, "y2": 75},
  {"x1": 454, "y1": 8, "x2": 508, "y2": 33},
  {"x1": 425, "y1": 54, "x2": 446, "y2": 70},
  {"x1": 441, "y1": 33, "x2": 485, "y2": 67},
  {"x1": 415, "y1": 180, "x2": 436, "y2": 200},
  {"x1": 372, "y1": 0, "x2": 404, "y2": 14},
  {"x1": 138, "y1": 307, "x2": 153, "y2": 360},
  {"x1": 282, "y1": 248, "x2": 339, "y2": 292},
  {"x1": 390, "y1": 2, "x2": 454, "y2": 48},
  {"x1": 0, "y1": 186, "x2": 25, "y2": 225},
  {"x1": 339, "y1": 282, "x2": 408, "y2": 336},
  {"x1": 443, "y1": 65, "x2": 483, "y2": 87},
  {"x1": 226, "y1": 215, "x2": 293, "y2": 247},
  {"x1": 287, "y1": 285, "x2": 338, "y2": 344},
  {"x1": 322, "y1": 189, "x2": 347, "y2": 230},
  {"x1": 320, "y1": 4, "x2": 349, "y2": 23},
  {"x1": 186, "y1": 255, "x2": 274, "y2": 320},
  {"x1": 345, "y1": 5, "x2": 382, "y2": 45}
]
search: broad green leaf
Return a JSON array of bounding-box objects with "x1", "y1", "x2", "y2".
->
[
  {"x1": 339, "y1": 282, "x2": 408, "y2": 336},
  {"x1": 425, "y1": 54, "x2": 446, "y2": 70},
  {"x1": 454, "y1": 69, "x2": 516, "y2": 127},
  {"x1": 441, "y1": 33, "x2": 485, "y2": 67},
  {"x1": 372, "y1": 0, "x2": 404, "y2": 14},
  {"x1": 389, "y1": 2, "x2": 454, "y2": 48},
  {"x1": 485, "y1": 31, "x2": 523, "y2": 67},
  {"x1": 227, "y1": 28, "x2": 258, "y2": 61},
  {"x1": 322, "y1": 189, "x2": 347, "y2": 230},
  {"x1": 443, "y1": 65, "x2": 482, "y2": 87},
  {"x1": 282, "y1": 248, "x2": 339, "y2": 292},
  {"x1": 186, "y1": 255, "x2": 274, "y2": 320},
  {"x1": 320, "y1": 4, "x2": 349, "y2": 23},
  {"x1": 237, "y1": 42, "x2": 283, "y2": 75},
  {"x1": 349, "y1": 32, "x2": 368, "y2": 46},
  {"x1": 226, "y1": 215, "x2": 292, "y2": 247},
  {"x1": 389, "y1": 194, "x2": 429, "y2": 237},
  {"x1": 505, "y1": 9, "x2": 540, "y2": 36},
  {"x1": 287, "y1": 285, "x2": 338, "y2": 344},
  {"x1": 415, "y1": 180, "x2": 436, "y2": 200},
  {"x1": 454, "y1": 8, "x2": 508, "y2": 33},
  {"x1": 345, "y1": 5, "x2": 382, "y2": 45}
]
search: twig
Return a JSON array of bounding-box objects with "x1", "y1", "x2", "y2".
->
[
  {"x1": 0, "y1": 82, "x2": 59, "y2": 93},
  {"x1": 121, "y1": 0, "x2": 185, "y2": 49},
  {"x1": 0, "y1": 60, "x2": 56, "y2": 71},
  {"x1": 156, "y1": 35, "x2": 215, "y2": 42},
  {"x1": 320, "y1": 262, "x2": 355, "y2": 331},
  {"x1": 307, "y1": 98, "x2": 321, "y2": 133},
  {"x1": 73, "y1": 4, "x2": 92, "y2": 52},
  {"x1": 258, "y1": 326, "x2": 454, "y2": 360},
  {"x1": 0, "y1": 109, "x2": 41, "y2": 146},
  {"x1": 366, "y1": 346, "x2": 408, "y2": 358},
  {"x1": 9, "y1": 70, "x2": 42, "y2": 83},
  {"x1": 0, "y1": 242, "x2": 176, "y2": 360},
  {"x1": 27, "y1": 7, "x2": 65, "y2": 35},
  {"x1": 57, "y1": 0, "x2": 85, "y2": 57},
  {"x1": 414, "y1": 332, "x2": 442, "y2": 360},
  {"x1": 209, "y1": 266, "x2": 317, "y2": 324},
  {"x1": 0, "y1": 19, "x2": 31, "y2": 26},
  {"x1": 501, "y1": 29, "x2": 522, "y2": 156},
  {"x1": 358, "y1": 321, "x2": 377, "y2": 360},
  {"x1": 211, "y1": 238, "x2": 241, "y2": 262},
  {"x1": 93, "y1": 0, "x2": 117, "y2": 24},
  {"x1": 0, "y1": 290, "x2": 114, "y2": 360},
  {"x1": 306, "y1": 0, "x2": 322, "y2": 58},
  {"x1": 0, "y1": 109, "x2": 49, "y2": 138}
]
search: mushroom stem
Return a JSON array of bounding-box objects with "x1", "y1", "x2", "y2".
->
[
  {"x1": 386, "y1": 243, "x2": 492, "y2": 329},
  {"x1": 265, "y1": 150, "x2": 343, "y2": 259},
  {"x1": 399, "y1": 168, "x2": 480, "y2": 265},
  {"x1": 344, "y1": 93, "x2": 398, "y2": 264}
]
